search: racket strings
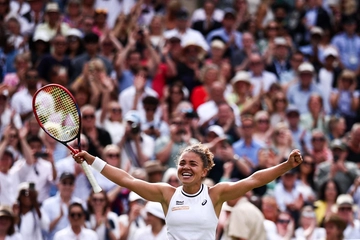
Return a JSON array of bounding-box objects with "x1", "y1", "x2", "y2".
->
[{"x1": 34, "y1": 86, "x2": 80, "y2": 142}]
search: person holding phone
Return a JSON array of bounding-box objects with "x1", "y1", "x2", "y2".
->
[{"x1": 74, "y1": 143, "x2": 303, "y2": 240}]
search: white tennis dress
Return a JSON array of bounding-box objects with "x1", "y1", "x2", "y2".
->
[{"x1": 165, "y1": 184, "x2": 218, "y2": 240}]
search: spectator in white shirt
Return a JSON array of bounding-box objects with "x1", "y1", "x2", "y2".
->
[
  {"x1": 0, "y1": 205, "x2": 23, "y2": 240},
  {"x1": 41, "y1": 172, "x2": 83, "y2": 240},
  {"x1": 53, "y1": 202, "x2": 97, "y2": 240}
]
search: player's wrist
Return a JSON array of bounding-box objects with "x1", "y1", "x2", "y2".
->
[{"x1": 92, "y1": 157, "x2": 107, "y2": 172}]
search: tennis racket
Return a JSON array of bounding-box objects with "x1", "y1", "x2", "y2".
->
[{"x1": 32, "y1": 83, "x2": 102, "y2": 193}]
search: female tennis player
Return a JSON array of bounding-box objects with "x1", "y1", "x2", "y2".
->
[{"x1": 74, "y1": 143, "x2": 303, "y2": 240}]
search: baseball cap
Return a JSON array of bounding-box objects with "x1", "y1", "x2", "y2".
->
[
  {"x1": 211, "y1": 39, "x2": 225, "y2": 50},
  {"x1": 176, "y1": 8, "x2": 189, "y2": 20},
  {"x1": 145, "y1": 201, "x2": 165, "y2": 220},
  {"x1": 310, "y1": 27, "x2": 324, "y2": 36},
  {"x1": 286, "y1": 105, "x2": 300, "y2": 115},
  {"x1": 124, "y1": 110, "x2": 141, "y2": 124},
  {"x1": 298, "y1": 62, "x2": 314, "y2": 73},
  {"x1": 143, "y1": 160, "x2": 165, "y2": 175},
  {"x1": 208, "y1": 125, "x2": 226, "y2": 138},
  {"x1": 66, "y1": 28, "x2": 83, "y2": 38},
  {"x1": 128, "y1": 191, "x2": 144, "y2": 202},
  {"x1": 330, "y1": 139, "x2": 346, "y2": 150},
  {"x1": 45, "y1": 2, "x2": 60, "y2": 12},
  {"x1": 33, "y1": 30, "x2": 50, "y2": 42},
  {"x1": 274, "y1": 37, "x2": 288, "y2": 46},
  {"x1": 231, "y1": 71, "x2": 251, "y2": 85},
  {"x1": 0, "y1": 206, "x2": 14, "y2": 219},
  {"x1": 223, "y1": 8, "x2": 236, "y2": 19},
  {"x1": 59, "y1": 172, "x2": 75, "y2": 181},
  {"x1": 336, "y1": 194, "x2": 355, "y2": 208},
  {"x1": 323, "y1": 47, "x2": 338, "y2": 58}
]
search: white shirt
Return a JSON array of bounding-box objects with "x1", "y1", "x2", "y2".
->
[
  {"x1": 10, "y1": 88, "x2": 33, "y2": 115},
  {"x1": 0, "y1": 108, "x2": 22, "y2": 139},
  {"x1": 55, "y1": 155, "x2": 92, "y2": 201},
  {"x1": 196, "y1": 100, "x2": 241, "y2": 126},
  {"x1": 249, "y1": 71, "x2": 278, "y2": 96},
  {"x1": 95, "y1": 111, "x2": 125, "y2": 145},
  {"x1": 191, "y1": 8, "x2": 224, "y2": 22},
  {"x1": 53, "y1": 226, "x2": 98, "y2": 240},
  {"x1": 0, "y1": 171, "x2": 20, "y2": 206},
  {"x1": 18, "y1": 209, "x2": 50, "y2": 240},
  {"x1": 41, "y1": 193, "x2": 84, "y2": 240},
  {"x1": 95, "y1": 0, "x2": 135, "y2": 28},
  {"x1": 10, "y1": 158, "x2": 53, "y2": 203},
  {"x1": 344, "y1": 219, "x2": 360, "y2": 240},
  {"x1": 163, "y1": 28, "x2": 209, "y2": 51},
  {"x1": 133, "y1": 225, "x2": 168, "y2": 240},
  {"x1": 4, "y1": 233, "x2": 23, "y2": 240},
  {"x1": 92, "y1": 170, "x2": 117, "y2": 193},
  {"x1": 274, "y1": 181, "x2": 301, "y2": 212},
  {"x1": 86, "y1": 212, "x2": 120, "y2": 240},
  {"x1": 118, "y1": 214, "x2": 147, "y2": 240},
  {"x1": 295, "y1": 227, "x2": 326, "y2": 240},
  {"x1": 317, "y1": 68, "x2": 334, "y2": 114},
  {"x1": 119, "y1": 86, "x2": 159, "y2": 117}
]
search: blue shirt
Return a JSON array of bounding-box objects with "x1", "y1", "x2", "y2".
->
[
  {"x1": 332, "y1": 33, "x2": 360, "y2": 71},
  {"x1": 206, "y1": 28, "x2": 242, "y2": 50},
  {"x1": 232, "y1": 139, "x2": 263, "y2": 167},
  {"x1": 118, "y1": 70, "x2": 152, "y2": 93},
  {"x1": 287, "y1": 83, "x2": 322, "y2": 114}
]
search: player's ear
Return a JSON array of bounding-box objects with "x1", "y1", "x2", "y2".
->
[{"x1": 201, "y1": 168, "x2": 208, "y2": 178}]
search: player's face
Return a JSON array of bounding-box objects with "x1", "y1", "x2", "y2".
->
[{"x1": 177, "y1": 152, "x2": 207, "y2": 185}]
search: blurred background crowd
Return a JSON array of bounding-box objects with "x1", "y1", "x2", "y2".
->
[{"x1": 1, "y1": 0, "x2": 360, "y2": 239}]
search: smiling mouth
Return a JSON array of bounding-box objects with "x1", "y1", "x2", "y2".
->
[{"x1": 182, "y1": 172, "x2": 193, "y2": 178}]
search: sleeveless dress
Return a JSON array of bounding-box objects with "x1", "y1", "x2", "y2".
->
[{"x1": 165, "y1": 184, "x2": 218, "y2": 240}]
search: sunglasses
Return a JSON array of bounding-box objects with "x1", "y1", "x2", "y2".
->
[
  {"x1": 70, "y1": 212, "x2": 83, "y2": 219},
  {"x1": 338, "y1": 207, "x2": 352, "y2": 212},
  {"x1": 277, "y1": 219, "x2": 290, "y2": 224},
  {"x1": 242, "y1": 125, "x2": 254, "y2": 129},
  {"x1": 26, "y1": 75, "x2": 38, "y2": 80},
  {"x1": 312, "y1": 137, "x2": 325, "y2": 142},
  {"x1": 257, "y1": 119, "x2": 269, "y2": 124},
  {"x1": 92, "y1": 197, "x2": 105, "y2": 203},
  {"x1": 275, "y1": 99, "x2": 286, "y2": 103},
  {"x1": 302, "y1": 161, "x2": 314, "y2": 167},
  {"x1": 82, "y1": 114, "x2": 95, "y2": 120},
  {"x1": 61, "y1": 181, "x2": 74, "y2": 186},
  {"x1": 171, "y1": 121, "x2": 183, "y2": 125},
  {"x1": 54, "y1": 41, "x2": 67, "y2": 46},
  {"x1": 145, "y1": 107, "x2": 156, "y2": 112},
  {"x1": 111, "y1": 108, "x2": 122, "y2": 113},
  {"x1": 107, "y1": 153, "x2": 119, "y2": 158}
]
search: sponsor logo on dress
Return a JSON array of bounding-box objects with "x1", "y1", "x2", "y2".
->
[
  {"x1": 202, "y1": 199, "x2": 207, "y2": 206},
  {"x1": 176, "y1": 201, "x2": 184, "y2": 205}
]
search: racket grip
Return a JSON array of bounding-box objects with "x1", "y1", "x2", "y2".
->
[{"x1": 81, "y1": 161, "x2": 102, "y2": 193}]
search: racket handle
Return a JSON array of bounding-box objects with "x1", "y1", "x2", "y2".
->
[{"x1": 81, "y1": 161, "x2": 102, "y2": 193}]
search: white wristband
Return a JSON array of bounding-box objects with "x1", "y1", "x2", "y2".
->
[{"x1": 91, "y1": 157, "x2": 106, "y2": 172}]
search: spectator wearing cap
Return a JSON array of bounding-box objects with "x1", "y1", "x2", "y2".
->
[
  {"x1": 330, "y1": 69, "x2": 359, "y2": 131},
  {"x1": 278, "y1": 51, "x2": 305, "y2": 88},
  {"x1": 41, "y1": 172, "x2": 84, "y2": 240},
  {"x1": 331, "y1": 15, "x2": 360, "y2": 72},
  {"x1": 16, "y1": 182, "x2": 50, "y2": 239},
  {"x1": 143, "y1": 160, "x2": 165, "y2": 183},
  {"x1": 94, "y1": 0, "x2": 134, "y2": 29},
  {"x1": 308, "y1": 129, "x2": 332, "y2": 166},
  {"x1": 286, "y1": 105, "x2": 311, "y2": 153},
  {"x1": 71, "y1": 33, "x2": 113, "y2": 82},
  {"x1": 266, "y1": 37, "x2": 292, "y2": 80},
  {"x1": 274, "y1": 167, "x2": 304, "y2": 223},
  {"x1": 118, "y1": 110, "x2": 155, "y2": 169},
  {"x1": 164, "y1": 7, "x2": 209, "y2": 52},
  {"x1": 53, "y1": 202, "x2": 97, "y2": 240},
  {"x1": 34, "y1": 2, "x2": 70, "y2": 40},
  {"x1": 231, "y1": 32, "x2": 258, "y2": 72},
  {"x1": 191, "y1": 0, "x2": 222, "y2": 37},
  {"x1": 205, "y1": 39, "x2": 226, "y2": 66},
  {"x1": 118, "y1": 191, "x2": 147, "y2": 240},
  {"x1": 37, "y1": 34, "x2": 72, "y2": 83},
  {"x1": 56, "y1": 134, "x2": 93, "y2": 201},
  {"x1": 80, "y1": 105, "x2": 112, "y2": 159},
  {"x1": 318, "y1": 47, "x2": 342, "y2": 114},
  {"x1": 248, "y1": 53, "x2": 277, "y2": 96},
  {"x1": 333, "y1": 194, "x2": 360, "y2": 239},
  {"x1": 133, "y1": 201, "x2": 167, "y2": 240},
  {"x1": 31, "y1": 30, "x2": 51, "y2": 67},
  {"x1": 62, "y1": 0, "x2": 82, "y2": 29},
  {"x1": 206, "y1": 8, "x2": 242, "y2": 52},
  {"x1": 315, "y1": 139, "x2": 360, "y2": 194},
  {"x1": 298, "y1": 27, "x2": 324, "y2": 66},
  {"x1": 65, "y1": 28, "x2": 85, "y2": 60},
  {"x1": 295, "y1": 206, "x2": 326, "y2": 240},
  {"x1": 0, "y1": 205, "x2": 22, "y2": 239},
  {"x1": 287, "y1": 62, "x2": 323, "y2": 114},
  {"x1": 141, "y1": 96, "x2": 169, "y2": 140}
]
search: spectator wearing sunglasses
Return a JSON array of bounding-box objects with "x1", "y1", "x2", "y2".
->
[
  {"x1": 308, "y1": 129, "x2": 332, "y2": 166},
  {"x1": 41, "y1": 172, "x2": 84, "y2": 240},
  {"x1": 315, "y1": 139, "x2": 360, "y2": 194},
  {"x1": 53, "y1": 202, "x2": 97, "y2": 240},
  {"x1": 86, "y1": 191, "x2": 120, "y2": 240}
]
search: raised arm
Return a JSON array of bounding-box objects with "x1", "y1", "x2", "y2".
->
[
  {"x1": 74, "y1": 151, "x2": 172, "y2": 203},
  {"x1": 213, "y1": 149, "x2": 303, "y2": 204}
]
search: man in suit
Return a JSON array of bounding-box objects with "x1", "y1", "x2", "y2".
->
[{"x1": 191, "y1": 0, "x2": 222, "y2": 38}]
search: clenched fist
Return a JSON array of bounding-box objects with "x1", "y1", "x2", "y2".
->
[{"x1": 286, "y1": 149, "x2": 303, "y2": 168}]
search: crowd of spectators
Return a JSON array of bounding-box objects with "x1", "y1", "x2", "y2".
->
[{"x1": 1, "y1": 0, "x2": 360, "y2": 239}]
